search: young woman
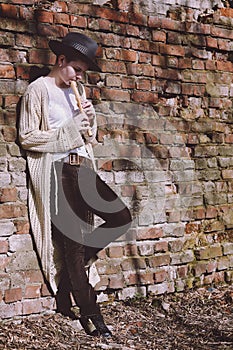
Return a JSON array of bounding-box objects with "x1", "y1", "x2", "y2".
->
[{"x1": 19, "y1": 32, "x2": 132, "y2": 338}]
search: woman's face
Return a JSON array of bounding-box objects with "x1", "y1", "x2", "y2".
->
[{"x1": 57, "y1": 55, "x2": 88, "y2": 87}]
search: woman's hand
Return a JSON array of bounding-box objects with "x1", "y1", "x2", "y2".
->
[
  {"x1": 73, "y1": 112, "x2": 91, "y2": 137},
  {"x1": 81, "y1": 99, "x2": 95, "y2": 120}
]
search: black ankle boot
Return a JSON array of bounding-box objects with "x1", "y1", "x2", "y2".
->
[
  {"x1": 79, "y1": 316, "x2": 99, "y2": 337},
  {"x1": 89, "y1": 314, "x2": 112, "y2": 338}
]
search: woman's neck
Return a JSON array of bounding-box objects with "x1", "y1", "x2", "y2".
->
[{"x1": 47, "y1": 67, "x2": 68, "y2": 89}]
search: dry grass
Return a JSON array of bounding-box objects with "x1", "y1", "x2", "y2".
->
[{"x1": 0, "y1": 284, "x2": 233, "y2": 350}]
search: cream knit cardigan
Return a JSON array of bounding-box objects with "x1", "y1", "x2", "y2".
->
[{"x1": 19, "y1": 77, "x2": 97, "y2": 294}]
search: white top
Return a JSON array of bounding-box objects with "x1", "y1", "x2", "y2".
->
[{"x1": 43, "y1": 76, "x2": 89, "y2": 161}]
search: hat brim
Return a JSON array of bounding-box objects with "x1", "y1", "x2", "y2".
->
[{"x1": 49, "y1": 40, "x2": 101, "y2": 72}]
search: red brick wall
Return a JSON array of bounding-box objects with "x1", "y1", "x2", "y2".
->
[{"x1": 0, "y1": 0, "x2": 233, "y2": 318}]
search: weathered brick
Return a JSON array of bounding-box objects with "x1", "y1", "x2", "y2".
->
[
  {"x1": 0, "y1": 221, "x2": 15, "y2": 237},
  {"x1": 54, "y1": 12, "x2": 70, "y2": 25},
  {"x1": 0, "y1": 64, "x2": 15, "y2": 79},
  {"x1": 159, "y1": 43, "x2": 185, "y2": 57},
  {"x1": 11, "y1": 172, "x2": 27, "y2": 187},
  {"x1": 222, "y1": 243, "x2": 233, "y2": 255},
  {"x1": 205, "y1": 262, "x2": 217, "y2": 275},
  {"x1": 106, "y1": 75, "x2": 122, "y2": 87},
  {"x1": 108, "y1": 246, "x2": 124, "y2": 258},
  {"x1": 137, "y1": 227, "x2": 164, "y2": 240},
  {"x1": 70, "y1": 15, "x2": 87, "y2": 28},
  {"x1": 152, "y1": 55, "x2": 166, "y2": 67},
  {"x1": 139, "y1": 52, "x2": 151, "y2": 63},
  {"x1": 7, "y1": 251, "x2": 39, "y2": 272},
  {"x1": 37, "y1": 24, "x2": 68, "y2": 43},
  {"x1": 117, "y1": 0, "x2": 132, "y2": 11},
  {"x1": 0, "y1": 204, "x2": 27, "y2": 219},
  {"x1": 121, "y1": 185, "x2": 136, "y2": 197},
  {"x1": 41, "y1": 283, "x2": 51, "y2": 297},
  {"x1": 95, "y1": 6, "x2": 129, "y2": 23},
  {"x1": 122, "y1": 77, "x2": 136, "y2": 89},
  {"x1": 148, "y1": 281, "x2": 175, "y2": 295},
  {"x1": 136, "y1": 79, "x2": 151, "y2": 90},
  {"x1": 219, "y1": 7, "x2": 233, "y2": 17},
  {"x1": 170, "y1": 250, "x2": 194, "y2": 265},
  {"x1": 148, "y1": 254, "x2": 170, "y2": 267},
  {"x1": 25, "y1": 285, "x2": 41, "y2": 299},
  {"x1": 16, "y1": 64, "x2": 30, "y2": 80},
  {"x1": 14, "y1": 220, "x2": 30, "y2": 234},
  {"x1": 4, "y1": 288, "x2": 22, "y2": 303},
  {"x1": 109, "y1": 275, "x2": 125, "y2": 289},
  {"x1": 124, "y1": 244, "x2": 138, "y2": 257},
  {"x1": 225, "y1": 271, "x2": 233, "y2": 283},
  {"x1": 168, "y1": 240, "x2": 183, "y2": 253},
  {"x1": 0, "y1": 31, "x2": 15, "y2": 47},
  {"x1": 94, "y1": 276, "x2": 109, "y2": 292},
  {"x1": 0, "y1": 188, "x2": 17, "y2": 202},
  {"x1": 217, "y1": 257, "x2": 230, "y2": 271},
  {"x1": 35, "y1": 10, "x2": 54, "y2": 23},
  {"x1": 98, "y1": 60, "x2": 126, "y2": 73},
  {"x1": 0, "y1": 17, "x2": 33, "y2": 33},
  {"x1": 193, "y1": 262, "x2": 207, "y2": 276},
  {"x1": 129, "y1": 12, "x2": 147, "y2": 26},
  {"x1": 138, "y1": 243, "x2": 154, "y2": 256},
  {"x1": 9, "y1": 234, "x2": 33, "y2": 252},
  {"x1": 101, "y1": 88, "x2": 130, "y2": 102},
  {"x1": 118, "y1": 286, "x2": 146, "y2": 300},
  {"x1": 0, "y1": 302, "x2": 22, "y2": 319},
  {"x1": 29, "y1": 49, "x2": 54, "y2": 65},
  {"x1": 121, "y1": 49, "x2": 137, "y2": 62},
  {"x1": 176, "y1": 280, "x2": 185, "y2": 292},
  {"x1": 154, "y1": 241, "x2": 168, "y2": 252},
  {"x1": 185, "y1": 222, "x2": 201, "y2": 235},
  {"x1": 154, "y1": 269, "x2": 167, "y2": 283},
  {"x1": 4, "y1": 95, "x2": 20, "y2": 108},
  {"x1": 24, "y1": 270, "x2": 44, "y2": 284},
  {"x1": 41, "y1": 297, "x2": 55, "y2": 312},
  {"x1": 22, "y1": 299, "x2": 42, "y2": 315},
  {"x1": 19, "y1": 6, "x2": 34, "y2": 21},
  {"x1": 0, "y1": 240, "x2": 8, "y2": 254},
  {"x1": 148, "y1": 16, "x2": 161, "y2": 28},
  {"x1": 222, "y1": 169, "x2": 233, "y2": 179},
  {"x1": 139, "y1": 272, "x2": 154, "y2": 285},
  {"x1": 195, "y1": 245, "x2": 223, "y2": 260},
  {"x1": 211, "y1": 26, "x2": 233, "y2": 40},
  {"x1": 121, "y1": 258, "x2": 146, "y2": 271},
  {"x1": 124, "y1": 272, "x2": 140, "y2": 285},
  {"x1": 131, "y1": 91, "x2": 158, "y2": 104},
  {"x1": 127, "y1": 63, "x2": 155, "y2": 76},
  {"x1": 176, "y1": 266, "x2": 188, "y2": 279},
  {"x1": 96, "y1": 261, "x2": 121, "y2": 275},
  {"x1": 8, "y1": 158, "x2": 26, "y2": 172},
  {"x1": 0, "y1": 4, "x2": 18, "y2": 19}
]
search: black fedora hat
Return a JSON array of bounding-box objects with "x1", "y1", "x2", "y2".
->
[{"x1": 49, "y1": 32, "x2": 101, "y2": 72}]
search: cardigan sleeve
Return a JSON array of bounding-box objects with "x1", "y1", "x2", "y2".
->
[{"x1": 19, "y1": 82, "x2": 85, "y2": 153}]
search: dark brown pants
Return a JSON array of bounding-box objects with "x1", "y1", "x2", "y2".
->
[{"x1": 51, "y1": 161, "x2": 132, "y2": 316}]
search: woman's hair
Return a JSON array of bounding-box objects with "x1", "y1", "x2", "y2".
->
[
  {"x1": 56, "y1": 51, "x2": 86, "y2": 64},
  {"x1": 29, "y1": 66, "x2": 51, "y2": 83}
]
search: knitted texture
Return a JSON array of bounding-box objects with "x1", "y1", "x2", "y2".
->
[{"x1": 19, "y1": 77, "x2": 97, "y2": 293}]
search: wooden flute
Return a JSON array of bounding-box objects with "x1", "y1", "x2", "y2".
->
[{"x1": 70, "y1": 80, "x2": 92, "y2": 137}]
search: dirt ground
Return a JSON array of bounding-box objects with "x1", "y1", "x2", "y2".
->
[{"x1": 0, "y1": 284, "x2": 233, "y2": 350}]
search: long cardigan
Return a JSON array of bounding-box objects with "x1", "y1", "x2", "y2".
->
[{"x1": 19, "y1": 77, "x2": 97, "y2": 294}]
